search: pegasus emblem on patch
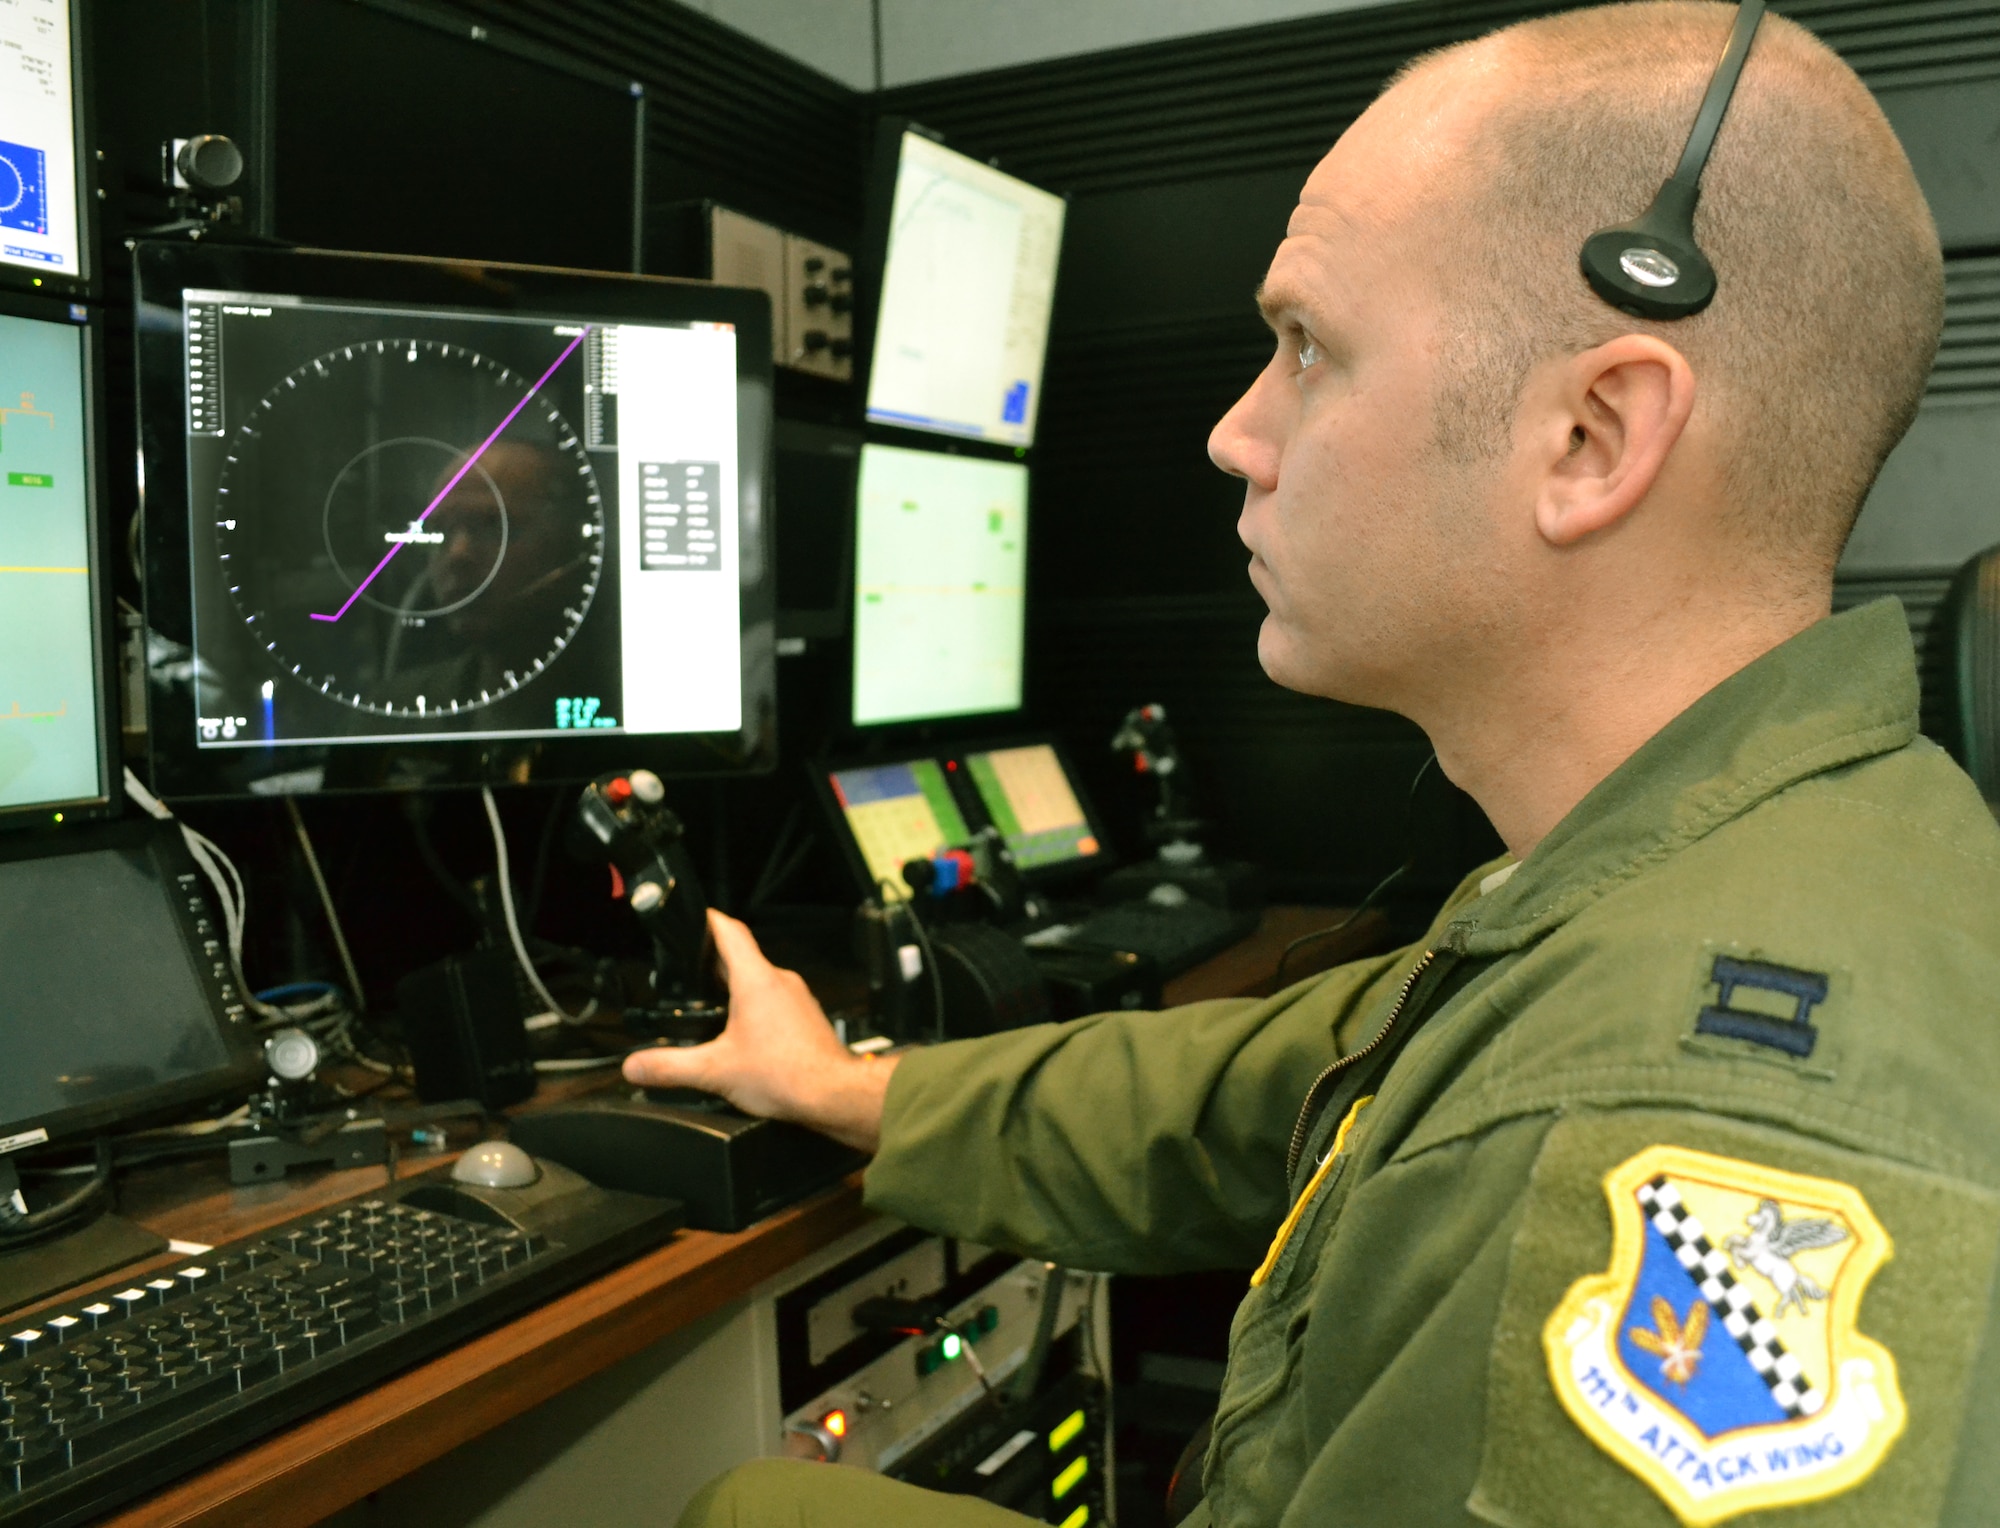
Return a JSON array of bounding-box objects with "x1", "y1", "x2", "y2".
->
[{"x1": 1544, "y1": 1145, "x2": 1904, "y2": 1526}]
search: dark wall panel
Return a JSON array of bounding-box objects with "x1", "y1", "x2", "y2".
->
[{"x1": 888, "y1": 0, "x2": 2000, "y2": 913}]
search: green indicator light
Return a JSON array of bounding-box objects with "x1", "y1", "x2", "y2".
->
[
  {"x1": 1053, "y1": 1456, "x2": 1089, "y2": 1500},
  {"x1": 6, "y1": 473, "x2": 54, "y2": 488},
  {"x1": 1048, "y1": 1408, "x2": 1086, "y2": 1452},
  {"x1": 941, "y1": 1333, "x2": 962, "y2": 1361}
]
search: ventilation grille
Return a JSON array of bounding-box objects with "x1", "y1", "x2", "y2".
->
[{"x1": 1933, "y1": 255, "x2": 2000, "y2": 399}]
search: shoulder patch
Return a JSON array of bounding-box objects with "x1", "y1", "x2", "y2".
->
[{"x1": 1545, "y1": 1145, "x2": 1902, "y2": 1525}]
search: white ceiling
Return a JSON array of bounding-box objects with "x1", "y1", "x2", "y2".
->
[{"x1": 676, "y1": 0, "x2": 1398, "y2": 91}]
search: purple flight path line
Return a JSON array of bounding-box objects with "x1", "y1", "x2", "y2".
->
[{"x1": 309, "y1": 327, "x2": 591, "y2": 623}]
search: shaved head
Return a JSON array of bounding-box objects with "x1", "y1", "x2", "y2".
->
[{"x1": 1407, "y1": 2, "x2": 1943, "y2": 572}]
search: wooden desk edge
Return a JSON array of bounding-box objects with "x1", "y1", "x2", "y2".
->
[{"x1": 95, "y1": 1181, "x2": 872, "y2": 1528}]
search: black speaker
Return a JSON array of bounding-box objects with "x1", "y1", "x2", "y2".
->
[{"x1": 395, "y1": 948, "x2": 536, "y2": 1109}]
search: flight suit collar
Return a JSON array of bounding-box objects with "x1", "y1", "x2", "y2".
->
[{"x1": 1440, "y1": 599, "x2": 1919, "y2": 959}]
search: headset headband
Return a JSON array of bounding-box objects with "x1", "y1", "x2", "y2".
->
[{"x1": 1579, "y1": 0, "x2": 1766, "y2": 320}]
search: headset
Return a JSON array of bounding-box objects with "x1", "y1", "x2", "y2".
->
[{"x1": 1579, "y1": 0, "x2": 1766, "y2": 320}]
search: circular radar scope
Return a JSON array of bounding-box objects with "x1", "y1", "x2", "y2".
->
[{"x1": 214, "y1": 337, "x2": 605, "y2": 720}]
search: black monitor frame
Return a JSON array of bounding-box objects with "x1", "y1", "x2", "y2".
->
[
  {"x1": 0, "y1": 817, "x2": 265, "y2": 1153},
  {"x1": 0, "y1": 0, "x2": 96, "y2": 300},
  {"x1": 0, "y1": 290, "x2": 120, "y2": 834},
  {"x1": 854, "y1": 116, "x2": 1063, "y2": 459},
  {"x1": 133, "y1": 240, "x2": 778, "y2": 799},
  {"x1": 814, "y1": 733, "x2": 1115, "y2": 901},
  {"x1": 267, "y1": 0, "x2": 647, "y2": 274}
]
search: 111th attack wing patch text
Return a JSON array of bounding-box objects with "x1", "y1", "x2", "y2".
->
[{"x1": 1544, "y1": 1144, "x2": 1904, "y2": 1526}]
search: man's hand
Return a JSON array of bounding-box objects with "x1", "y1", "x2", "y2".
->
[{"x1": 622, "y1": 909, "x2": 899, "y2": 1153}]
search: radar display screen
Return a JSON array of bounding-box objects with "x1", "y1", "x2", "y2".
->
[{"x1": 180, "y1": 290, "x2": 744, "y2": 754}]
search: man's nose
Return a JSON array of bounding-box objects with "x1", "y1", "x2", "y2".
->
[{"x1": 1208, "y1": 369, "x2": 1283, "y2": 494}]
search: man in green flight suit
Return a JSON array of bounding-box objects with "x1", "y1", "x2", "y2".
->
[{"x1": 630, "y1": 3, "x2": 2000, "y2": 1524}]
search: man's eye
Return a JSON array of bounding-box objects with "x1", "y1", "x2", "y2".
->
[{"x1": 1297, "y1": 335, "x2": 1322, "y2": 370}]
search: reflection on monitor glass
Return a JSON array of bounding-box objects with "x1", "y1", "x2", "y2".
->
[
  {"x1": 0, "y1": 847, "x2": 228, "y2": 1131},
  {"x1": 0, "y1": 0, "x2": 83, "y2": 283},
  {"x1": 182, "y1": 291, "x2": 744, "y2": 751},
  {"x1": 0, "y1": 310, "x2": 103, "y2": 818},
  {"x1": 851, "y1": 445, "x2": 1027, "y2": 728},
  {"x1": 829, "y1": 759, "x2": 969, "y2": 898},
  {"x1": 966, "y1": 744, "x2": 1100, "y2": 870},
  {"x1": 866, "y1": 132, "x2": 1064, "y2": 449}
]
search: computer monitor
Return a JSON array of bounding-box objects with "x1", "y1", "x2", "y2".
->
[
  {"x1": 0, "y1": 294, "x2": 115, "y2": 830},
  {"x1": 272, "y1": 0, "x2": 643, "y2": 274},
  {"x1": 862, "y1": 127, "x2": 1065, "y2": 449},
  {"x1": 0, "y1": 819, "x2": 261, "y2": 1156},
  {"x1": 0, "y1": 0, "x2": 91, "y2": 295},
  {"x1": 850, "y1": 443, "x2": 1028, "y2": 729},
  {"x1": 962, "y1": 743, "x2": 1104, "y2": 874},
  {"x1": 133, "y1": 242, "x2": 776, "y2": 798}
]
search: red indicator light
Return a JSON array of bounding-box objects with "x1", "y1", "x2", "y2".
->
[
  {"x1": 606, "y1": 777, "x2": 634, "y2": 802},
  {"x1": 823, "y1": 1409, "x2": 849, "y2": 1439}
]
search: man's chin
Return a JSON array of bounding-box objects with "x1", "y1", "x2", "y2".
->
[
  {"x1": 1255, "y1": 618, "x2": 1383, "y2": 707},
  {"x1": 1255, "y1": 618, "x2": 1318, "y2": 695}
]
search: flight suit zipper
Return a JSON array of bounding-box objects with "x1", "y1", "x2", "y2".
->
[{"x1": 1284, "y1": 948, "x2": 1446, "y2": 1182}]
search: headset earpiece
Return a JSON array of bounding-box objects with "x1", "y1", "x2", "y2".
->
[
  {"x1": 1580, "y1": 179, "x2": 1717, "y2": 320},
  {"x1": 1578, "y1": 0, "x2": 1765, "y2": 322}
]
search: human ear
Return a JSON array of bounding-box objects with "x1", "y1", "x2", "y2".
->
[{"x1": 1532, "y1": 335, "x2": 1697, "y2": 548}]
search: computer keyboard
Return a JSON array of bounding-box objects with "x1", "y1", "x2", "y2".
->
[
  {"x1": 1039, "y1": 898, "x2": 1259, "y2": 978},
  {"x1": 0, "y1": 1159, "x2": 680, "y2": 1528}
]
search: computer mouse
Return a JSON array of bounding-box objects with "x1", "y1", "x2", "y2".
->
[{"x1": 452, "y1": 1140, "x2": 542, "y2": 1189}]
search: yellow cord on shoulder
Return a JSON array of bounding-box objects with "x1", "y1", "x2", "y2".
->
[{"x1": 1251, "y1": 1096, "x2": 1374, "y2": 1288}]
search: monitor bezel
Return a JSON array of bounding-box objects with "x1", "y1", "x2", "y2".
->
[
  {"x1": 854, "y1": 117, "x2": 1064, "y2": 456},
  {"x1": 0, "y1": 0, "x2": 96, "y2": 300},
  {"x1": 814, "y1": 732, "x2": 1116, "y2": 902},
  {"x1": 0, "y1": 291, "x2": 121, "y2": 834},
  {"x1": 133, "y1": 240, "x2": 778, "y2": 799},
  {"x1": 0, "y1": 817, "x2": 266, "y2": 1152}
]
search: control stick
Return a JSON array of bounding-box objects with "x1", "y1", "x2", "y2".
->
[{"x1": 571, "y1": 769, "x2": 725, "y2": 1046}]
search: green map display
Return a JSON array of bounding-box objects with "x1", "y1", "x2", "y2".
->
[
  {"x1": 850, "y1": 443, "x2": 1028, "y2": 727},
  {"x1": 0, "y1": 311, "x2": 101, "y2": 816}
]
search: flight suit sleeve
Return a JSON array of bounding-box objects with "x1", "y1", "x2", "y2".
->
[{"x1": 860, "y1": 947, "x2": 1411, "y2": 1275}]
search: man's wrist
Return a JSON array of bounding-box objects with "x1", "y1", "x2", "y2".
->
[{"x1": 804, "y1": 1050, "x2": 901, "y2": 1154}]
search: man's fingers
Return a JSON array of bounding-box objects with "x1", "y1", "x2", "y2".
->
[
  {"x1": 622, "y1": 1043, "x2": 712, "y2": 1091},
  {"x1": 706, "y1": 908, "x2": 774, "y2": 988}
]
